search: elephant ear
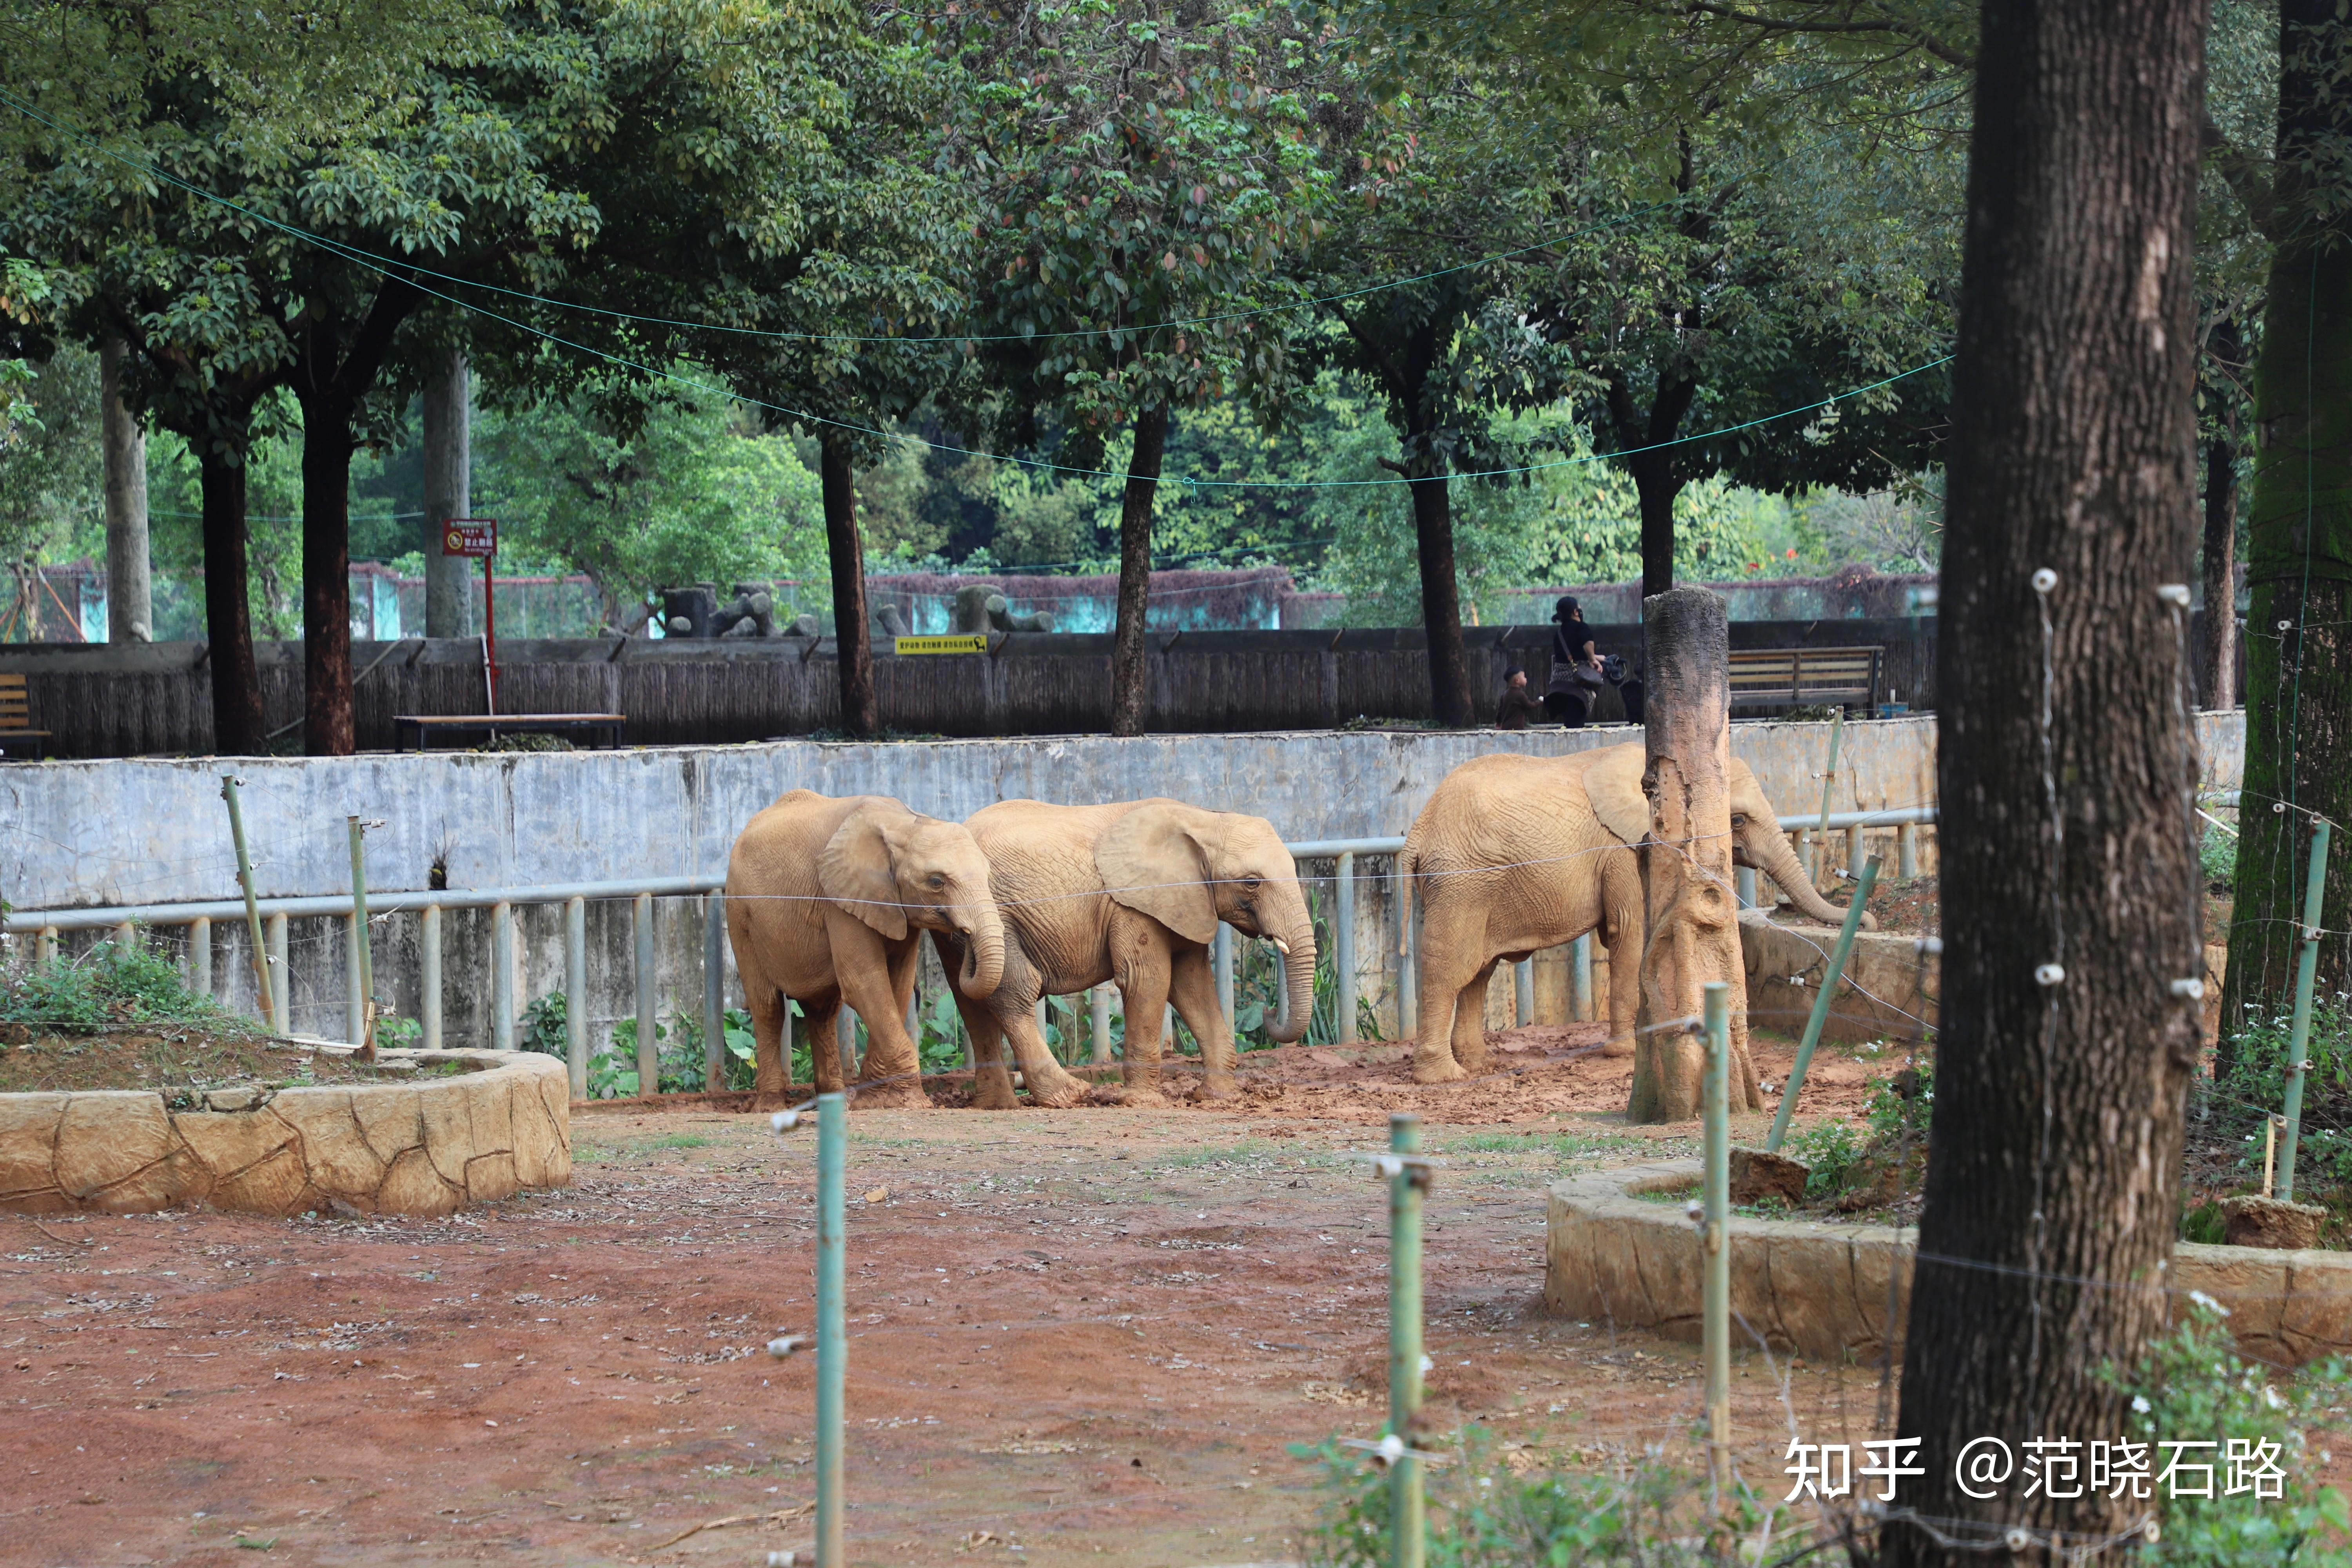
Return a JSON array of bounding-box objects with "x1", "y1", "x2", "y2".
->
[
  {"x1": 817, "y1": 800, "x2": 911, "y2": 940},
  {"x1": 1585, "y1": 744, "x2": 1651, "y2": 846},
  {"x1": 1096, "y1": 800, "x2": 1220, "y2": 945}
]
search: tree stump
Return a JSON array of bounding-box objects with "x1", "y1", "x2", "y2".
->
[{"x1": 1628, "y1": 588, "x2": 1764, "y2": 1122}]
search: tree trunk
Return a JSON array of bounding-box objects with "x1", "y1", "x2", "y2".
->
[
  {"x1": 1884, "y1": 0, "x2": 2206, "y2": 1552},
  {"x1": 820, "y1": 433, "x2": 878, "y2": 737},
  {"x1": 197, "y1": 450, "x2": 266, "y2": 755},
  {"x1": 100, "y1": 338, "x2": 151, "y2": 644},
  {"x1": 299, "y1": 392, "x2": 356, "y2": 756},
  {"x1": 2200, "y1": 430, "x2": 2239, "y2": 708},
  {"x1": 1405, "y1": 460, "x2": 1476, "y2": 728},
  {"x1": 2222, "y1": 0, "x2": 2352, "y2": 1035},
  {"x1": 422, "y1": 350, "x2": 473, "y2": 639},
  {"x1": 1110, "y1": 405, "x2": 1169, "y2": 738},
  {"x1": 1631, "y1": 453, "x2": 1684, "y2": 606}
]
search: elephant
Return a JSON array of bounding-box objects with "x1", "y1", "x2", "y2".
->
[
  {"x1": 724, "y1": 791, "x2": 1006, "y2": 1107},
  {"x1": 1395, "y1": 742, "x2": 1863, "y2": 1083},
  {"x1": 935, "y1": 798, "x2": 1317, "y2": 1109}
]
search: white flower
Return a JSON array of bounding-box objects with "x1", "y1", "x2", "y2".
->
[
  {"x1": 2265, "y1": 1386, "x2": 2288, "y2": 1410},
  {"x1": 2132, "y1": 1395, "x2": 2152, "y2": 1414},
  {"x1": 2188, "y1": 1289, "x2": 2232, "y2": 1318}
]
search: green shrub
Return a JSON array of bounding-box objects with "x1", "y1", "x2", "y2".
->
[
  {"x1": 1789, "y1": 1122, "x2": 1866, "y2": 1201},
  {"x1": 2201, "y1": 822, "x2": 2238, "y2": 890},
  {"x1": 1, "y1": 938, "x2": 240, "y2": 1034},
  {"x1": 2211, "y1": 997, "x2": 2352, "y2": 1189}
]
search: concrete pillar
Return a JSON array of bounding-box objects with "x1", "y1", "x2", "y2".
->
[
  {"x1": 100, "y1": 338, "x2": 151, "y2": 643},
  {"x1": 422, "y1": 350, "x2": 473, "y2": 637}
]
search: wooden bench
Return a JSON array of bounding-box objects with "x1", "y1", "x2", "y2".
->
[
  {"x1": 394, "y1": 713, "x2": 626, "y2": 751},
  {"x1": 1727, "y1": 646, "x2": 1883, "y2": 715},
  {"x1": 0, "y1": 673, "x2": 50, "y2": 759}
]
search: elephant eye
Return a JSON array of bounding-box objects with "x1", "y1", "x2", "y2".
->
[
  {"x1": 927, "y1": 873, "x2": 946, "y2": 889},
  {"x1": 1730, "y1": 814, "x2": 1748, "y2": 829}
]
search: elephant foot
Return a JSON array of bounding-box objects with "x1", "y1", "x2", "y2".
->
[
  {"x1": 851, "y1": 1075, "x2": 931, "y2": 1111},
  {"x1": 1196, "y1": 1074, "x2": 1240, "y2": 1102},
  {"x1": 1411, "y1": 1055, "x2": 1468, "y2": 1085},
  {"x1": 1022, "y1": 1066, "x2": 1088, "y2": 1109},
  {"x1": 971, "y1": 1080, "x2": 1021, "y2": 1111}
]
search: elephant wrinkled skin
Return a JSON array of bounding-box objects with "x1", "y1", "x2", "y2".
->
[
  {"x1": 1396, "y1": 743, "x2": 1865, "y2": 1083},
  {"x1": 940, "y1": 798, "x2": 1317, "y2": 1109},
  {"x1": 725, "y1": 791, "x2": 1004, "y2": 1108}
]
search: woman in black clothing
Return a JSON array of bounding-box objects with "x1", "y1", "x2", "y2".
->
[{"x1": 1544, "y1": 595, "x2": 1601, "y2": 725}]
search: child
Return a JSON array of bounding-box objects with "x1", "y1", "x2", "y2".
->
[{"x1": 1495, "y1": 666, "x2": 1545, "y2": 730}]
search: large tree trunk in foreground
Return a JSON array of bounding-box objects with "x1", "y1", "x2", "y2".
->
[
  {"x1": 820, "y1": 434, "x2": 878, "y2": 737},
  {"x1": 1404, "y1": 462, "x2": 1476, "y2": 729},
  {"x1": 1110, "y1": 406, "x2": 1169, "y2": 738},
  {"x1": 1626, "y1": 588, "x2": 1759, "y2": 1122},
  {"x1": 422, "y1": 350, "x2": 473, "y2": 639},
  {"x1": 299, "y1": 392, "x2": 356, "y2": 756},
  {"x1": 100, "y1": 338, "x2": 151, "y2": 644},
  {"x1": 1885, "y1": 0, "x2": 2206, "y2": 1554},
  {"x1": 197, "y1": 450, "x2": 266, "y2": 755},
  {"x1": 2223, "y1": 0, "x2": 2352, "y2": 1038}
]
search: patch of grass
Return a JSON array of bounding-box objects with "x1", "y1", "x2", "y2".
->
[
  {"x1": 641, "y1": 1132, "x2": 713, "y2": 1151},
  {"x1": 1, "y1": 938, "x2": 243, "y2": 1036},
  {"x1": 1436, "y1": 1129, "x2": 1647, "y2": 1161},
  {"x1": 1152, "y1": 1139, "x2": 1287, "y2": 1169}
]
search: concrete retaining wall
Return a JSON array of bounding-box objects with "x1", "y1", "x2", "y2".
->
[
  {"x1": 0, "y1": 1049, "x2": 570, "y2": 1216},
  {"x1": 1546, "y1": 1160, "x2": 2352, "y2": 1367}
]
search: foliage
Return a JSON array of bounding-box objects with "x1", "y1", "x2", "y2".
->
[
  {"x1": 2105, "y1": 1300, "x2": 2352, "y2": 1565},
  {"x1": 1788, "y1": 1121, "x2": 1866, "y2": 1202},
  {"x1": 519, "y1": 991, "x2": 569, "y2": 1060},
  {"x1": 0, "y1": 939, "x2": 240, "y2": 1034},
  {"x1": 0, "y1": 345, "x2": 102, "y2": 577},
  {"x1": 2210, "y1": 996, "x2": 2352, "y2": 1188},
  {"x1": 2202, "y1": 823, "x2": 2239, "y2": 891}
]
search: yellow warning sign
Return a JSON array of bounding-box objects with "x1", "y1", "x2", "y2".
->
[{"x1": 892, "y1": 634, "x2": 989, "y2": 655}]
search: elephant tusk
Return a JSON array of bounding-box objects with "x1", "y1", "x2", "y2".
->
[{"x1": 1271, "y1": 938, "x2": 1291, "y2": 956}]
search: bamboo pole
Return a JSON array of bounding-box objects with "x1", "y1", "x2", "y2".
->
[
  {"x1": 1388, "y1": 1111, "x2": 1425, "y2": 1568},
  {"x1": 1767, "y1": 856, "x2": 1884, "y2": 1151},
  {"x1": 348, "y1": 817, "x2": 376, "y2": 1059},
  {"x1": 2276, "y1": 817, "x2": 2334, "y2": 1201},
  {"x1": 220, "y1": 775, "x2": 277, "y2": 1033},
  {"x1": 1702, "y1": 982, "x2": 1731, "y2": 1497},
  {"x1": 815, "y1": 1093, "x2": 846, "y2": 1568},
  {"x1": 1812, "y1": 708, "x2": 1845, "y2": 895}
]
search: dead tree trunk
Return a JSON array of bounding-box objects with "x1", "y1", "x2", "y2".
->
[
  {"x1": 1627, "y1": 587, "x2": 1760, "y2": 1122},
  {"x1": 1884, "y1": 0, "x2": 2207, "y2": 1552}
]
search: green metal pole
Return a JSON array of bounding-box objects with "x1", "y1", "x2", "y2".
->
[
  {"x1": 1702, "y1": 982, "x2": 1731, "y2": 1498},
  {"x1": 348, "y1": 817, "x2": 376, "y2": 1059},
  {"x1": 1767, "y1": 856, "x2": 1883, "y2": 1151},
  {"x1": 816, "y1": 1092, "x2": 846, "y2": 1568},
  {"x1": 1812, "y1": 707, "x2": 1844, "y2": 894},
  {"x1": 2277, "y1": 818, "x2": 2333, "y2": 1202},
  {"x1": 220, "y1": 775, "x2": 277, "y2": 1034},
  {"x1": 1388, "y1": 1111, "x2": 1425, "y2": 1568}
]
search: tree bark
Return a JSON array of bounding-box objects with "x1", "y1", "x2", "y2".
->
[
  {"x1": 1405, "y1": 460, "x2": 1477, "y2": 728},
  {"x1": 1626, "y1": 587, "x2": 1760, "y2": 1122},
  {"x1": 298, "y1": 390, "x2": 357, "y2": 756},
  {"x1": 100, "y1": 337, "x2": 151, "y2": 644},
  {"x1": 1885, "y1": 0, "x2": 2206, "y2": 1552},
  {"x1": 1110, "y1": 405, "x2": 1170, "y2": 738},
  {"x1": 1607, "y1": 374, "x2": 1699, "y2": 605},
  {"x1": 2200, "y1": 428, "x2": 2239, "y2": 708},
  {"x1": 820, "y1": 433, "x2": 878, "y2": 737},
  {"x1": 1632, "y1": 456, "x2": 1684, "y2": 606},
  {"x1": 2222, "y1": 0, "x2": 2352, "y2": 1034},
  {"x1": 422, "y1": 350, "x2": 473, "y2": 639},
  {"x1": 197, "y1": 450, "x2": 266, "y2": 755}
]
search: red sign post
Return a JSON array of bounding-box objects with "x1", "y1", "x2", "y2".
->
[{"x1": 442, "y1": 519, "x2": 499, "y2": 712}]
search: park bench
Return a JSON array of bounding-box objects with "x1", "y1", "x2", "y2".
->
[
  {"x1": 1727, "y1": 645, "x2": 1883, "y2": 715},
  {"x1": 0, "y1": 673, "x2": 49, "y2": 759},
  {"x1": 393, "y1": 713, "x2": 626, "y2": 751}
]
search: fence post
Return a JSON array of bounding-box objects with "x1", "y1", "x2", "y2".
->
[
  {"x1": 1736, "y1": 867, "x2": 1757, "y2": 910},
  {"x1": 1897, "y1": 821, "x2": 1918, "y2": 879},
  {"x1": 1514, "y1": 958, "x2": 1534, "y2": 1027},
  {"x1": 1702, "y1": 982, "x2": 1731, "y2": 1497},
  {"x1": 1214, "y1": 923, "x2": 1235, "y2": 1027},
  {"x1": 267, "y1": 913, "x2": 289, "y2": 1032},
  {"x1": 1812, "y1": 707, "x2": 1844, "y2": 894},
  {"x1": 634, "y1": 891, "x2": 657, "y2": 1094},
  {"x1": 1571, "y1": 934, "x2": 1592, "y2": 1023},
  {"x1": 36, "y1": 925, "x2": 56, "y2": 967},
  {"x1": 347, "y1": 817, "x2": 377, "y2": 1058},
  {"x1": 1768, "y1": 856, "x2": 1883, "y2": 1152},
  {"x1": 1091, "y1": 985, "x2": 1113, "y2": 1064},
  {"x1": 565, "y1": 896, "x2": 587, "y2": 1098},
  {"x1": 345, "y1": 911, "x2": 365, "y2": 1050},
  {"x1": 2277, "y1": 817, "x2": 2334, "y2": 1202},
  {"x1": 1397, "y1": 864, "x2": 1418, "y2": 1039},
  {"x1": 189, "y1": 916, "x2": 212, "y2": 997},
  {"x1": 1388, "y1": 1111, "x2": 1426, "y2": 1568},
  {"x1": 1336, "y1": 851, "x2": 1357, "y2": 1043},
  {"x1": 1845, "y1": 825, "x2": 1865, "y2": 882},
  {"x1": 492, "y1": 901, "x2": 515, "y2": 1052},
  {"x1": 220, "y1": 775, "x2": 277, "y2": 1033},
  {"x1": 704, "y1": 893, "x2": 727, "y2": 1093},
  {"x1": 815, "y1": 1092, "x2": 847, "y2": 1568},
  {"x1": 422, "y1": 904, "x2": 444, "y2": 1051}
]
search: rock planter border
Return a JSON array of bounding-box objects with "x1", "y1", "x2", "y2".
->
[
  {"x1": 0, "y1": 1048, "x2": 570, "y2": 1217},
  {"x1": 1546, "y1": 1160, "x2": 2352, "y2": 1368}
]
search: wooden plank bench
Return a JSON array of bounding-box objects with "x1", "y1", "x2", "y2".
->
[
  {"x1": 394, "y1": 713, "x2": 626, "y2": 752},
  {"x1": 1727, "y1": 646, "x2": 1883, "y2": 715},
  {"x1": 0, "y1": 673, "x2": 51, "y2": 759}
]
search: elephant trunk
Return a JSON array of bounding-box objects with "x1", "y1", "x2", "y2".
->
[
  {"x1": 960, "y1": 910, "x2": 1006, "y2": 998},
  {"x1": 1266, "y1": 906, "x2": 1318, "y2": 1044},
  {"x1": 1746, "y1": 822, "x2": 1874, "y2": 929}
]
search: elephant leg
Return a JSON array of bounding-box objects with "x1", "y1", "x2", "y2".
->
[
  {"x1": 1409, "y1": 895, "x2": 1488, "y2": 1083},
  {"x1": 960, "y1": 999, "x2": 1020, "y2": 1111},
  {"x1": 995, "y1": 993, "x2": 1087, "y2": 1109},
  {"x1": 1168, "y1": 945, "x2": 1238, "y2": 1100},
  {"x1": 1114, "y1": 960, "x2": 1175, "y2": 1105},
  {"x1": 746, "y1": 980, "x2": 791, "y2": 1103},
  {"x1": 1452, "y1": 960, "x2": 1499, "y2": 1076},
  {"x1": 803, "y1": 995, "x2": 846, "y2": 1096},
  {"x1": 1599, "y1": 861, "x2": 1643, "y2": 1058},
  {"x1": 824, "y1": 914, "x2": 928, "y2": 1111}
]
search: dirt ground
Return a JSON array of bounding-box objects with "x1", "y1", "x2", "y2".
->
[{"x1": 0, "y1": 1030, "x2": 1913, "y2": 1568}]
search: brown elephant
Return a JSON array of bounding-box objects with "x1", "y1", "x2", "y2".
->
[
  {"x1": 936, "y1": 798, "x2": 1317, "y2": 1109},
  {"x1": 725, "y1": 790, "x2": 1005, "y2": 1107},
  {"x1": 1396, "y1": 743, "x2": 1861, "y2": 1083}
]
